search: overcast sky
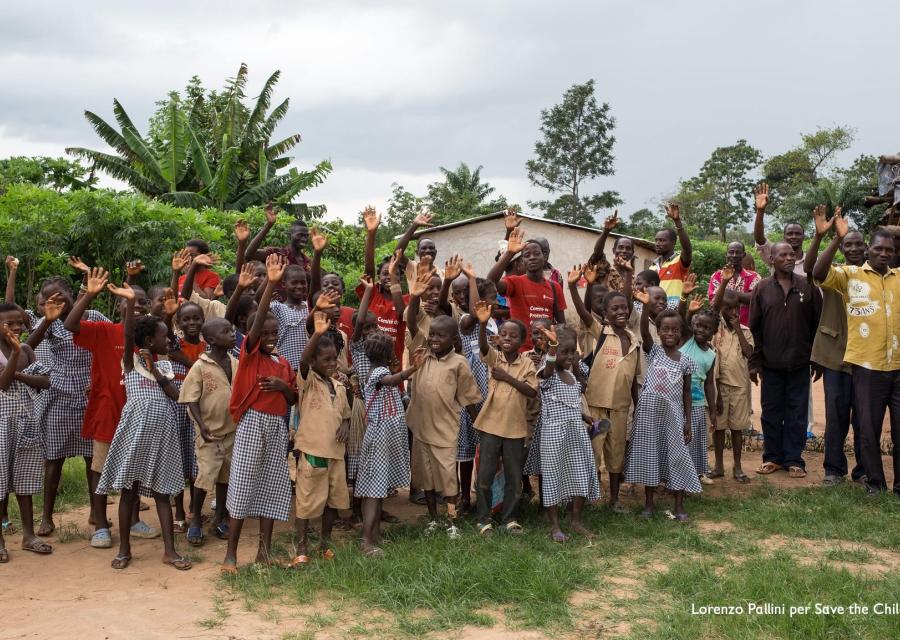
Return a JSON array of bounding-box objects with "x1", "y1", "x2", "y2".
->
[{"x1": 0, "y1": 1, "x2": 888, "y2": 224}]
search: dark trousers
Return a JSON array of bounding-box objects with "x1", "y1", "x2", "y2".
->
[
  {"x1": 851, "y1": 366, "x2": 900, "y2": 492},
  {"x1": 476, "y1": 433, "x2": 525, "y2": 525},
  {"x1": 761, "y1": 367, "x2": 809, "y2": 470},
  {"x1": 822, "y1": 367, "x2": 864, "y2": 479}
]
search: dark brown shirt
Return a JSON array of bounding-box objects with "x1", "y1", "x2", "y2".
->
[{"x1": 749, "y1": 273, "x2": 822, "y2": 371}]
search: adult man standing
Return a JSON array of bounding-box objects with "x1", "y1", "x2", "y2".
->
[
  {"x1": 753, "y1": 183, "x2": 807, "y2": 277},
  {"x1": 651, "y1": 203, "x2": 693, "y2": 308},
  {"x1": 244, "y1": 202, "x2": 311, "y2": 273},
  {"x1": 750, "y1": 242, "x2": 822, "y2": 479},
  {"x1": 816, "y1": 225, "x2": 900, "y2": 496},
  {"x1": 806, "y1": 207, "x2": 866, "y2": 486},
  {"x1": 707, "y1": 241, "x2": 760, "y2": 325}
]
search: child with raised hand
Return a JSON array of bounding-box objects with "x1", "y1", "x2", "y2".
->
[
  {"x1": 96, "y1": 282, "x2": 191, "y2": 571},
  {"x1": 305, "y1": 289, "x2": 348, "y2": 369},
  {"x1": 269, "y1": 261, "x2": 310, "y2": 372},
  {"x1": 472, "y1": 301, "x2": 538, "y2": 536},
  {"x1": 350, "y1": 276, "x2": 417, "y2": 557},
  {"x1": 679, "y1": 302, "x2": 719, "y2": 485},
  {"x1": 404, "y1": 259, "x2": 443, "y2": 363},
  {"x1": 290, "y1": 311, "x2": 352, "y2": 567},
  {"x1": 179, "y1": 318, "x2": 238, "y2": 546},
  {"x1": 534, "y1": 324, "x2": 598, "y2": 542},
  {"x1": 0, "y1": 303, "x2": 52, "y2": 562},
  {"x1": 223, "y1": 254, "x2": 298, "y2": 572},
  {"x1": 225, "y1": 263, "x2": 260, "y2": 357},
  {"x1": 406, "y1": 313, "x2": 482, "y2": 538},
  {"x1": 625, "y1": 290, "x2": 700, "y2": 522}
]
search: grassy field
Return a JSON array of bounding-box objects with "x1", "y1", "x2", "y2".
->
[{"x1": 5, "y1": 457, "x2": 89, "y2": 522}]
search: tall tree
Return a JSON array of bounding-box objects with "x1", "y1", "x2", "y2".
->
[
  {"x1": 673, "y1": 139, "x2": 762, "y2": 241},
  {"x1": 0, "y1": 156, "x2": 96, "y2": 193},
  {"x1": 66, "y1": 64, "x2": 331, "y2": 213},
  {"x1": 617, "y1": 207, "x2": 664, "y2": 239},
  {"x1": 426, "y1": 162, "x2": 508, "y2": 224},
  {"x1": 526, "y1": 79, "x2": 621, "y2": 227},
  {"x1": 378, "y1": 182, "x2": 425, "y2": 243}
]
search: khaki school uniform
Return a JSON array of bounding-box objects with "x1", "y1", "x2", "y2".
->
[
  {"x1": 407, "y1": 351, "x2": 482, "y2": 495},
  {"x1": 293, "y1": 369, "x2": 352, "y2": 518},
  {"x1": 475, "y1": 347, "x2": 539, "y2": 439},
  {"x1": 585, "y1": 323, "x2": 641, "y2": 474},
  {"x1": 712, "y1": 325, "x2": 754, "y2": 430},
  {"x1": 189, "y1": 292, "x2": 226, "y2": 320},
  {"x1": 178, "y1": 353, "x2": 238, "y2": 491},
  {"x1": 402, "y1": 306, "x2": 433, "y2": 373}
]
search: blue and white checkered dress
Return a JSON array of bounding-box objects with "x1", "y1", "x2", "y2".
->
[
  {"x1": 0, "y1": 360, "x2": 51, "y2": 497},
  {"x1": 226, "y1": 408, "x2": 292, "y2": 521},
  {"x1": 171, "y1": 352, "x2": 199, "y2": 481},
  {"x1": 457, "y1": 319, "x2": 495, "y2": 461},
  {"x1": 29, "y1": 310, "x2": 108, "y2": 460},
  {"x1": 269, "y1": 300, "x2": 309, "y2": 372},
  {"x1": 538, "y1": 363, "x2": 600, "y2": 506}
]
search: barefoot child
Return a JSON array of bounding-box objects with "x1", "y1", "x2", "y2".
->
[
  {"x1": 223, "y1": 255, "x2": 298, "y2": 571},
  {"x1": 625, "y1": 293, "x2": 701, "y2": 521},
  {"x1": 406, "y1": 314, "x2": 481, "y2": 537},
  {"x1": 179, "y1": 318, "x2": 238, "y2": 546},
  {"x1": 535, "y1": 324, "x2": 599, "y2": 541},
  {"x1": 96, "y1": 283, "x2": 191, "y2": 571},
  {"x1": 472, "y1": 301, "x2": 538, "y2": 536},
  {"x1": 0, "y1": 303, "x2": 52, "y2": 562},
  {"x1": 290, "y1": 311, "x2": 352, "y2": 567}
]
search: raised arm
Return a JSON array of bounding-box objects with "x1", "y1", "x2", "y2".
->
[
  {"x1": 63, "y1": 267, "x2": 109, "y2": 334},
  {"x1": 170, "y1": 249, "x2": 191, "y2": 296},
  {"x1": 753, "y1": 183, "x2": 769, "y2": 247},
  {"x1": 665, "y1": 202, "x2": 691, "y2": 267},
  {"x1": 458, "y1": 262, "x2": 479, "y2": 333},
  {"x1": 243, "y1": 202, "x2": 278, "y2": 262},
  {"x1": 0, "y1": 326, "x2": 22, "y2": 391},
  {"x1": 4, "y1": 256, "x2": 19, "y2": 303},
  {"x1": 108, "y1": 283, "x2": 137, "y2": 372},
  {"x1": 246, "y1": 254, "x2": 285, "y2": 352},
  {"x1": 308, "y1": 227, "x2": 328, "y2": 296},
  {"x1": 473, "y1": 301, "x2": 493, "y2": 355},
  {"x1": 710, "y1": 265, "x2": 733, "y2": 311},
  {"x1": 387, "y1": 251, "x2": 406, "y2": 321},
  {"x1": 180, "y1": 253, "x2": 217, "y2": 300},
  {"x1": 362, "y1": 206, "x2": 380, "y2": 278},
  {"x1": 394, "y1": 209, "x2": 433, "y2": 257},
  {"x1": 614, "y1": 255, "x2": 633, "y2": 302},
  {"x1": 224, "y1": 263, "x2": 254, "y2": 324},
  {"x1": 804, "y1": 205, "x2": 833, "y2": 278},
  {"x1": 437, "y1": 255, "x2": 462, "y2": 316},
  {"x1": 234, "y1": 218, "x2": 250, "y2": 274},
  {"x1": 405, "y1": 262, "x2": 433, "y2": 338},
  {"x1": 813, "y1": 207, "x2": 846, "y2": 283},
  {"x1": 567, "y1": 264, "x2": 593, "y2": 328},
  {"x1": 378, "y1": 346, "x2": 423, "y2": 387},
  {"x1": 486, "y1": 227, "x2": 525, "y2": 295},
  {"x1": 352, "y1": 276, "x2": 375, "y2": 342},
  {"x1": 590, "y1": 211, "x2": 619, "y2": 264},
  {"x1": 635, "y1": 290, "x2": 654, "y2": 353},
  {"x1": 299, "y1": 311, "x2": 330, "y2": 377},
  {"x1": 124, "y1": 260, "x2": 144, "y2": 286},
  {"x1": 26, "y1": 293, "x2": 65, "y2": 350},
  {"x1": 536, "y1": 325, "x2": 559, "y2": 379}
]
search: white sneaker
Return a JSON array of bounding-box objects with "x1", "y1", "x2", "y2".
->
[
  {"x1": 130, "y1": 520, "x2": 160, "y2": 539},
  {"x1": 90, "y1": 528, "x2": 113, "y2": 548},
  {"x1": 446, "y1": 525, "x2": 461, "y2": 540},
  {"x1": 424, "y1": 520, "x2": 440, "y2": 536},
  {"x1": 210, "y1": 498, "x2": 217, "y2": 510}
]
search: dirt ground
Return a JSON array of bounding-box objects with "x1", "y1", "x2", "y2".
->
[{"x1": 2, "y1": 380, "x2": 896, "y2": 640}]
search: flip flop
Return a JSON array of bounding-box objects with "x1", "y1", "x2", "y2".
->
[
  {"x1": 220, "y1": 562, "x2": 238, "y2": 575},
  {"x1": 163, "y1": 555, "x2": 193, "y2": 571},
  {"x1": 504, "y1": 521, "x2": 524, "y2": 535},
  {"x1": 320, "y1": 548, "x2": 335, "y2": 560},
  {"x1": 187, "y1": 526, "x2": 204, "y2": 546},
  {"x1": 755, "y1": 462, "x2": 781, "y2": 475},
  {"x1": 22, "y1": 538, "x2": 52, "y2": 555},
  {"x1": 610, "y1": 502, "x2": 629, "y2": 514},
  {"x1": 2, "y1": 519, "x2": 15, "y2": 534},
  {"x1": 213, "y1": 521, "x2": 230, "y2": 540},
  {"x1": 733, "y1": 471, "x2": 751, "y2": 484},
  {"x1": 111, "y1": 554, "x2": 132, "y2": 570},
  {"x1": 380, "y1": 510, "x2": 400, "y2": 524},
  {"x1": 288, "y1": 554, "x2": 311, "y2": 569},
  {"x1": 707, "y1": 470, "x2": 726, "y2": 479},
  {"x1": 361, "y1": 545, "x2": 384, "y2": 558},
  {"x1": 477, "y1": 522, "x2": 494, "y2": 537},
  {"x1": 173, "y1": 520, "x2": 187, "y2": 534},
  {"x1": 788, "y1": 466, "x2": 807, "y2": 478},
  {"x1": 36, "y1": 521, "x2": 55, "y2": 537},
  {"x1": 551, "y1": 530, "x2": 568, "y2": 543},
  {"x1": 0, "y1": 547, "x2": 8, "y2": 563}
]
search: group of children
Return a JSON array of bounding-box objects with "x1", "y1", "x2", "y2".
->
[{"x1": 0, "y1": 205, "x2": 757, "y2": 570}]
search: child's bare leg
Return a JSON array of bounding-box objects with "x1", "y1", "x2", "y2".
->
[
  {"x1": 570, "y1": 497, "x2": 591, "y2": 536},
  {"x1": 424, "y1": 490, "x2": 439, "y2": 522},
  {"x1": 351, "y1": 496, "x2": 362, "y2": 524},
  {"x1": 547, "y1": 505, "x2": 566, "y2": 541},
  {"x1": 361, "y1": 497, "x2": 379, "y2": 551},
  {"x1": 190, "y1": 486, "x2": 206, "y2": 538},
  {"x1": 641, "y1": 486, "x2": 655, "y2": 517},
  {"x1": 673, "y1": 490, "x2": 688, "y2": 521},
  {"x1": 294, "y1": 517, "x2": 309, "y2": 557},
  {"x1": 152, "y1": 491, "x2": 181, "y2": 562},
  {"x1": 224, "y1": 517, "x2": 244, "y2": 567},
  {"x1": 174, "y1": 489, "x2": 186, "y2": 523},
  {"x1": 87, "y1": 469, "x2": 107, "y2": 531},
  {"x1": 38, "y1": 458, "x2": 64, "y2": 535},
  {"x1": 731, "y1": 430, "x2": 745, "y2": 476},
  {"x1": 712, "y1": 430, "x2": 726, "y2": 476},
  {"x1": 17, "y1": 494, "x2": 52, "y2": 552},
  {"x1": 214, "y1": 483, "x2": 227, "y2": 526},
  {"x1": 256, "y1": 517, "x2": 275, "y2": 564},
  {"x1": 458, "y1": 461, "x2": 474, "y2": 511},
  {"x1": 608, "y1": 472, "x2": 621, "y2": 508},
  {"x1": 114, "y1": 486, "x2": 136, "y2": 565},
  {"x1": 320, "y1": 507, "x2": 337, "y2": 551}
]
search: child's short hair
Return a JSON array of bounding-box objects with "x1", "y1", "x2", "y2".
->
[
  {"x1": 246, "y1": 310, "x2": 275, "y2": 328},
  {"x1": 693, "y1": 308, "x2": 721, "y2": 330},
  {"x1": 186, "y1": 238, "x2": 211, "y2": 254},
  {"x1": 176, "y1": 301, "x2": 205, "y2": 321},
  {"x1": 601, "y1": 290, "x2": 628, "y2": 311},
  {"x1": 200, "y1": 317, "x2": 232, "y2": 342},
  {"x1": 530, "y1": 317, "x2": 552, "y2": 330},
  {"x1": 222, "y1": 273, "x2": 239, "y2": 299},
  {"x1": 363, "y1": 332, "x2": 394, "y2": 366},
  {"x1": 147, "y1": 285, "x2": 167, "y2": 301},
  {"x1": 352, "y1": 309, "x2": 376, "y2": 328},
  {"x1": 0, "y1": 301, "x2": 25, "y2": 316},
  {"x1": 654, "y1": 309, "x2": 683, "y2": 330},
  {"x1": 39, "y1": 276, "x2": 72, "y2": 296},
  {"x1": 283, "y1": 264, "x2": 307, "y2": 282},
  {"x1": 636, "y1": 270, "x2": 660, "y2": 286},
  {"x1": 311, "y1": 334, "x2": 336, "y2": 358},
  {"x1": 134, "y1": 314, "x2": 162, "y2": 349},
  {"x1": 555, "y1": 324, "x2": 578, "y2": 345},
  {"x1": 234, "y1": 294, "x2": 257, "y2": 321},
  {"x1": 502, "y1": 318, "x2": 527, "y2": 340},
  {"x1": 475, "y1": 277, "x2": 496, "y2": 298}
]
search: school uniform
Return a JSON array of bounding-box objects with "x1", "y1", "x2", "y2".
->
[
  {"x1": 345, "y1": 372, "x2": 366, "y2": 487},
  {"x1": 407, "y1": 351, "x2": 482, "y2": 496},
  {"x1": 178, "y1": 353, "x2": 238, "y2": 492},
  {"x1": 293, "y1": 368, "x2": 352, "y2": 519},
  {"x1": 458, "y1": 318, "x2": 497, "y2": 462},
  {"x1": 522, "y1": 349, "x2": 546, "y2": 476},
  {"x1": 269, "y1": 300, "x2": 309, "y2": 372},
  {"x1": 96, "y1": 360, "x2": 184, "y2": 497},
  {"x1": 170, "y1": 339, "x2": 206, "y2": 482},
  {"x1": 712, "y1": 325, "x2": 754, "y2": 431},
  {"x1": 679, "y1": 337, "x2": 716, "y2": 476},
  {"x1": 226, "y1": 340, "x2": 296, "y2": 521},
  {"x1": 474, "y1": 347, "x2": 538, "y2": 523},
  {"x1": 584, "y1": 323, "x2": 641, "y2": 474},
  {"x1": 0, "y1": 360, "x2": 50, "y2": 498}
]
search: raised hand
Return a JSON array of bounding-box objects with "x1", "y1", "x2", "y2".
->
[
  {"x1": 316, "y1": 289, "x2": 341, "y2": 310},
  {"x1": 728, "y1": 313, "x2": 741, "y2": 331},
  {"x1": 537, "y1": 324, "x2": 558, "y2": 344},
  {"x1": 0, "y1": 323, "x2": 21, "y2": 351},
  {"x1": 755, "y1": 183, "x2": 769, "y2": 212},
  {"x1": 106, "y1": 281, "x2": 135, "y2": 300},
  {"x1": 171, "y1": 248, "x2": 191, "y2": 273},
  {"x1": 237, "y1": 263, "x2": 255, "y2": 289},
  {"x1": 312, "y1": 311, "x2": 330, "y2": 335},
  {"x1": 193, "y1": 253, "x2": 219, "y2": 267},
  {"x1": 358, "y1": 274, "x2": 373, "y2": 290},
  {"x1": 5, "y1": 256, "x2": 19, "y2": 272},
  {"x1": 85, "y1": 267, "x2": 109, "y2": 296},
  {"x1": 613, "y1": 254, "x2": 633, "y2": 273},
  {"x1": 125, "y1": 260, "x2": 144, "y2": 278},
  {"x1": 833, "y1": 207, "x2": 849, "y2": 239},
  {"x1": 43, "y1": 293, "x2": 66, "y2": 322},
  {"x1": 633, "y1": 289, "x2": 650, "y2": 305},
  {"x1": 567, "y1": 264, "x2": 583, "y2": 285},
  {"x1": 264, "y1": 201, "x2": 278, "y2": 225},
  {"x1": 411, "y1": 345, "x2": 427, "y2": 369},
  {"x1": 387, "y1": 250, "x2": 401, "y2": 279},
  {"x1": 265, "y1": 253, "x2": 287, "y2": 282},
  {"x1": 234, "y1": 219, "x2": 250, "y2": 242},
  {"x1": 688, "y1": 295, "x2": 703, "y2": 314},
  {"x1": 310, "y1": 228, "x2": 328, "y2": 253},
  {"x1": 507, "y1": 227, "x2": 525, "y2": 254},
  {"x1": 68, "y1": 256, "x2": 90, "y2": 274},
  {"x1": 414, "y1": 207, "x2": 433, "y2": 227},
  {"x1": 362, "y1": 206, "x2": 380, "y2": 232},
  {"x1": 504, "y1": 207, "x2": 521, "y2": 231},
  {"x1": 443, "y1": 255, "x2": 463, "y2": 281},
  {"x1": 411, "y1": 265, "x2": 435, "y2": 296},
  {"x1": 682, "y1": 272, "x2": 698, "y2": 296},
  {"x1": 664, "y1": 202, "x2": 681, "y2": 222},
  {"x1": 212, "y1": 282, "x2": 224, "y2": 299},
  {"x1": 720, "y1": 263, "x2": 735, "y2": 283},
  {"x1": 812, "y1": 205, "x2": 833, "y2": 237},
  {"x1": 473, "y1": 300, "x2": 493, "y2": 324},
  {"x1": 603, "y1": 209, "x2": 620, "y2": 231},
  {"x1": 461, "y1": 261, "x2": 476, "y2": 279},
  {"x1": 162, "y1": 288, "x2": 179, "y2": 316}
]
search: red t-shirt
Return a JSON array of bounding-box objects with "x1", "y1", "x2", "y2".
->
[
  {"x1": 353, "y1": 284, "x2": 410, "y2": 363},
  {"x1": 229, "y1": 339, "x2": 296, "y2": 424},
  {"x1": 178, "y1": 268, "x2": 221, "y2": 295},
  {"x1": 339, "y1": 306, "x2": 355, "y2": 338},
  {"x1": 175, "y1": 339, "x2": 207, "y2": 380},
  {"x1": 502, "y1": 274, "x2": 567, "y2": 351},
  {"x1": 73, "y1": 321, "x2": 127, "y2": 443}
]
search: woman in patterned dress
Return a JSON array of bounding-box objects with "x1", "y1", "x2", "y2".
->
[
  {"x1": 0, "y1": 303, "x2": 52, "y2": 562},
  {"x1": 535, "y1": 325, "x2": 600, "y2": 543},
  {"x1": 96, "y1": 283, "x2": 191, "y2": 571},
  {"x1": 625, "y1": 294, "x2": 702, "y2": 522}
]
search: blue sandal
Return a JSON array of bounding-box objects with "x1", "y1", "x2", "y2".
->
[
  {"x1": 187, "y1": 525, "x2": 204, "y2": 546},
  {"x1": 213, "y1": 521, "x2": 230, "y2": 540}
]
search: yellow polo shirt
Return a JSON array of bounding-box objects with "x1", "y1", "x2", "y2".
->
[{"x1": 819, "y1": 263, "x2": 900, "y2": 371}]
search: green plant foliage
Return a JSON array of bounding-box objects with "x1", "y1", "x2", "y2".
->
[{"x1": 0, "y1": 156, "x2": 97, "y2": 193}]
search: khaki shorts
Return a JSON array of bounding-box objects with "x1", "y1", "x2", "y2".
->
[
  {"x1": 411, "y1": 439, "x2": 458, "y2": 497},
  {"x1": 294, "y1": 454, "x2": 350, "y2": 519},
  {"x1": 588, "y1": 406, "x2": 629, "y2": 474},
  {"x1": 90, "y1": 440, "x2": 110, "y2": 473},
  {"x1": 718, "y1": 384, "x2": 750, "y2": 431},
  {"x1": 194, "y1": 430, "x2": 235, "y2": 492}
]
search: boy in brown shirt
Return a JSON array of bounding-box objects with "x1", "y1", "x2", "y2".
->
[
  {"x1": 473, "y1": 302, "x2": 539, "y2": 535},
  {"x1": 406, "y1": 315, "x2": 482, "y2": 538},
  {"x1": 290, "y1": 312, "x2": 352, "y2": 565}
]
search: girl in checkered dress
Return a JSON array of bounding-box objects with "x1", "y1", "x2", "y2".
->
[
  {"x1": 625, "y1": 301, "x2": 701, "y2": 522},
  {"x1": 523, "y1": 318, "x2": 551, "y2": 478},
  {"x1": 536, "y1": 324, "x2": 599, "y2": 542},
  {"x1": 346, "y1": 307, "x2": 379, "y2": 525},
  {"x1": 96, "y1": 285, "x2": 192, "y2": 571},
  {"x1": 223, "y1": 256, "x2": 298, "y2": 572},
  {"x1": 0, "y1": 303, "x2": 52, "y2": 562},
  {"x1": 352, "y1": 277, "x2": 415, "y2": 558},
  {"x1": 25, "y1": 277, "x2": 108, "y2": 537},
  {"x1": 269, "y1": 264, "x2": 309, "y2": 372}
]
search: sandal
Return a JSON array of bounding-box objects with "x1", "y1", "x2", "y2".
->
[
  {"x1": 111, "y1": 554, "x2": 132, "y2": 570},
  {"x1": 320, "y1": 548, "x2": 335, "y2": 560},
  {"x1": 551, "y1": 530, "x2": 569, "y2": 543},
  {"x1": 504, "y1": 521, "x2": 524, "y2": 535},
  {"x1": 163, "y1": 555, "x2": 193, "y2": 571},
  {"x1": 788, "y1": 466, "x2": 807, "y2": 478},
  {"x1": 733, "y1": 471, "x2": 751, "y2": 484},
  {"x1": 755, "y1": 462, "x2": 781, "y2": 475},
  {"x1": 220, "y1": 561, "x2": 238, "y2": 575},
  {"x1": 288, "y1": 554, "x2": 311, "y2": 569},
  {"x1": 36, "y1": 520, "x2": 55, "y2": 537},
  {"x1": 610, "y1": 502, "x2": 628, "y2": 514},
  {"x1": 173, "y1": 520, "x2": 187, "y2": 534},
  {"x1": 22, "y1": 538, "x2": 53, "y2": 555},
  {"x1": 0, "y1": 547, "x2": 8, "y2": 563},
  {"x1": 187, "y1": 526, "x2": 204, "y2": 546},
  {"x1": 2, "y1": 518, "x2": 16, "y2": 534},
  {"x1": 380, "y1": 510, "x2": 400, "y2": 524},
  {"x1": 361, "y1": 545, "x2": 384, "y2": 558},
  {"x1": 477, "y1": 522, "x2": 494, "y2": 537},
  {"x1": 213, "y1": 521, "x2": 230, "y2": 540},
  {"x1": 707, "y1": 470, "x2": 726, "y2": 479}
]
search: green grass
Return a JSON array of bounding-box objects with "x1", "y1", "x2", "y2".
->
[
  {"x1": 5, "y1": 457, "x2": 90, "y2": 525},
  {"x1": 222, "y1": 485, "x2": 900, "y2": 638}
]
